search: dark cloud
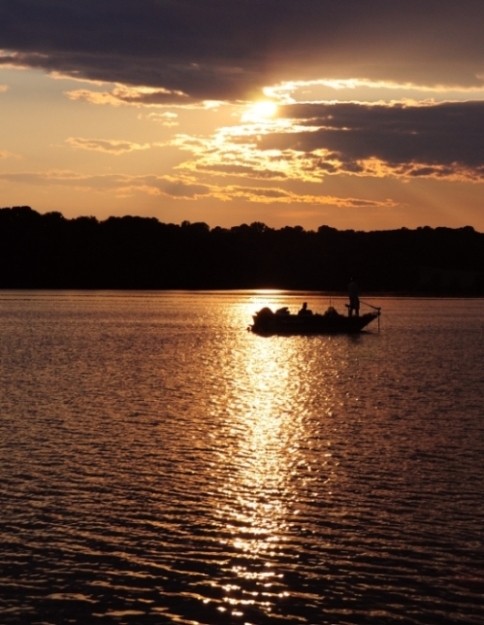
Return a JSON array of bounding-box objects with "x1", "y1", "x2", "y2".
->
[
  {"x1": 255, "y1": 101, "x2": 484, "y2": 180},
  {"x1": 160, "y1": 179, "x2": 211, "y2": 198},
  {"x1": 1, "y1": 1, "x2": 484, "y2": 101}
]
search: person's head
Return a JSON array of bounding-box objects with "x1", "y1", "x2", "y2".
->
[{"x1": 303, "y1": 302, "x2": 307, "y2": 308}]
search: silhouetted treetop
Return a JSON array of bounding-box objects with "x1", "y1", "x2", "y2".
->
[{"x1": 0, "y1": 206, "x2": 483, "y2": 292}]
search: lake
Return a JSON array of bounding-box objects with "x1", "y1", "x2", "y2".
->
[{"x1": 0, "y1": 291, "x2": 483, "y2": 625}]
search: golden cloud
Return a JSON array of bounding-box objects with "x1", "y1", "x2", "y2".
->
[
  {"x1": 144, "y1": 112, "x2": 179, "y2": 126},
  {"x1": 66, "y1": 137, "x2": 151, "y2": 155},
  {"x1": 65, "y1": 85, "x2": 192, "y2": 107}
]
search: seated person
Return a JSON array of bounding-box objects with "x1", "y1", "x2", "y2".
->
[{"x1": 298, "y1": 302, "x2": 313, "y2": 315}]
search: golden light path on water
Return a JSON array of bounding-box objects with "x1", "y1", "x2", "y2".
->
[
  {"x1": 218, "y1": 341, "x2": 296, "y2": 618},
  {"x1": 210, "y1": 292, "x2": 336, "y2": 621}
]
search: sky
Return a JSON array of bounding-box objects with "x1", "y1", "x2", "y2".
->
[{"x1": 1, "y1": 0, "x2": 484, "y2": 231}]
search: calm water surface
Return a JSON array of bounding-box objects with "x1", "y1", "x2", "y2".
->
[{"x1": 1, "y1": 291, "x2": 483, "y2": 625}]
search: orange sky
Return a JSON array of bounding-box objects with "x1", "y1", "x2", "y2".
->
[{"x1": 1, "y1": 1, "x2": 484, "y2": 231}]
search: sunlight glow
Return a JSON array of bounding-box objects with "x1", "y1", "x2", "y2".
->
[{"x1": 242, "y1": 100, "x2": 278, "y2": 123}]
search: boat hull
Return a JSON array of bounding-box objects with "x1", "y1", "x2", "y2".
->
[{"x1": 250, "y1": 308, "x2": 379, "y2": 335}]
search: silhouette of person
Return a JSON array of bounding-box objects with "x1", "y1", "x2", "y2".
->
[
  {"x1": 298, "y1": 302, "x2": 313, "y2": 315},
  {"x1": 348, "y1": 279, "x2": 360, "y2": 317}
]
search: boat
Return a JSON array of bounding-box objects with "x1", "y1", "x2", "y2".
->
[{"x1": 250, "y1": 304, "x2": 380, "y2": 335}]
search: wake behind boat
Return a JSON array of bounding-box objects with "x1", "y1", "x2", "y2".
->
[{"x1": 250, "y1": 303, "x2": 380, "y2": 335}]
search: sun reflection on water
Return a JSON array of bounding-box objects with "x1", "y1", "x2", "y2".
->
[{"x1": 215, "y1": 328, "x2": 305, "y2": 618}]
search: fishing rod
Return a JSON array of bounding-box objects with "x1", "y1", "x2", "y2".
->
[
  {"x1": 359, "y1": 299, "x2": 382, "y2": 331},
  {"x1": 359, "y1": 299, "x2": 381, "y2": 312}
]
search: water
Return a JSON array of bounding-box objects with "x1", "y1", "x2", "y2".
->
[{"x1": 1, "y1": 291, "x2": 483, "y2": 625}]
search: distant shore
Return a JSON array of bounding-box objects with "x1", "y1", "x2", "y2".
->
[{"x1": 1, "y1": 206, "x2": 483, "y2": 295}]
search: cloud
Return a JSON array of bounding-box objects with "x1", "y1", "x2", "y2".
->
[
  {"x1": 170, "y1": 100, "x2": 484, "y2": 183},
  {"x1": 0, "y1": 169, "x2": 213, "y2": 199},
  {"x1": 0, "y1": 168, "x2": 396, "y2": 211},
  {"x1": 211, "y1": 185, "x2": 396, "y2": 208},
  {"x1": 65, "y1": 85, "x2": 227, "y2": 109},
  {"x1": 156, "y1": 175, "x2": 212, "y2": 198},
  {"x1": 144, "y1": 112, "x2": 179, "y2": 127},
  {"x1": 0, "y1": 170, "x2": 122, "y2": 188},
  {"x1": 66, "y1": 137, "x2": 151, "y2": 154},
  {"x1": 262, "y1": 100, "x2": 484, "y2": 181},
  {"x1": 2, "y1": 1, "x2": 484, "y2": 102},
  {"x1": 66, "y1": 85, "x2": 192, "y2": 107},
  {"x1": 0, "y1": 170, "x2": 153, "y2": 191},
  {"x1": 193, "y1": 162, "x2": 288, "y2": 180}
]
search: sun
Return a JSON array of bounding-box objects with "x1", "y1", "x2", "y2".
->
[{"x1": 242, "y1": 100, "x2": 278, "y2": 122}]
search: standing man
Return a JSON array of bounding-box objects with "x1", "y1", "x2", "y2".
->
[{"x1": 348, "y1": 278, "x2": 360, "y2": 317}]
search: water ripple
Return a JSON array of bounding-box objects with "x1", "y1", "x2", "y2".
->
[{"x1": 1, "y1": 292, "x2": 483, "y2": 624}]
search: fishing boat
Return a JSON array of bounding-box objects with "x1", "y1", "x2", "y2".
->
[{"x1": 250, "y1": 304, "x2": 380, "y2": 335}]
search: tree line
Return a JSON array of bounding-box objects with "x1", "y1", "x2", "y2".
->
[{"x1": 1, "y1": 206, "x2": 483, "y2": 293}]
